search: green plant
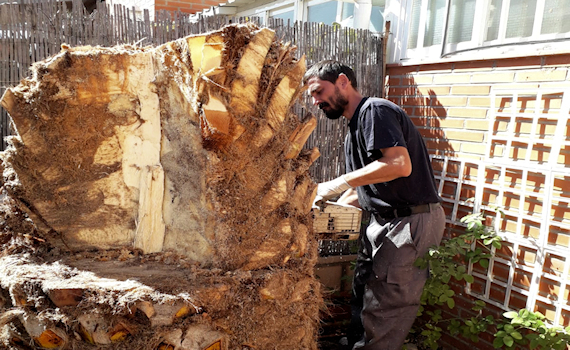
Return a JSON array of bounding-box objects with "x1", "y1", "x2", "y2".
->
[
  {"x1": 413, "y1": 206, "x2": 570, "y2": 349},
  {"x1": 495, "y1": 309, "x2": 570, "y2": 350}
]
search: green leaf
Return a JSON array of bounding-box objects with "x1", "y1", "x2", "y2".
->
[
  {"x1": 493, "y1": 337, "x2": 504, "y2": 348},
  {"x1": 503, "y1": 311, "x2": 518, "y2": 319},
  {"x1": 504, "y1": 324, "x2": 515, "y2": 333},
  {"x1": 479, "y1": 259, "x2": 489, "y2": 268},
  {"x1": 447, "y1": 298, "x2": 455, "y2": 309},
  {"x1": 463, "y1": 274, "x2": 475, "y2": 283},
  {"x1": 492, "y1": 240, "x2": 502, "y2": 249},
  {"x1": 503, "y1": 335, "x2": 514, "y2": 347},
  {"x1": 510, "y1": 331, "x2": 523, "y2": 340}
]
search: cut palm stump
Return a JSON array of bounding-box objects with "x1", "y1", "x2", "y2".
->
[{"x1": 0, "y1": 23, "x2": 321, "y2": 350}]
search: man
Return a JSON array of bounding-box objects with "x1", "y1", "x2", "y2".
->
[{"x1": 304, "y1": 60, "x2": 445, "y2": 350}]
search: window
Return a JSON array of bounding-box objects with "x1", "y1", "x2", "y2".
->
[
  {"x1": 403, "y1": 0, "x2": 570, "y2": 62},
  {"x1": 307, "y1": 1, "x2": 339, "y2": 25},
  {"x1": 541, "y1": 0, "x2": 570, "y2": 34},
  {"x1": 369, "y1": 5, "x2": 385, "y2": 32},
  {"x1": 338, "y1": 1, "x2": 385, "y2": 32},
  {"x1": 271, "y1": 9, "x2": 294, "y2": 24}
]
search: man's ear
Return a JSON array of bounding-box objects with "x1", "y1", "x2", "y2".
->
[{"x1": 337, "y1": 73, "x2": 350, "y2": 89}]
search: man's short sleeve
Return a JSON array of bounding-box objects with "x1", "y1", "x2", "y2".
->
[{"x1": 361, "y1": 103, "x2": 407, "y2": 153}]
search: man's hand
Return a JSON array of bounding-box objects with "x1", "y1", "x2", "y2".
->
[{"x1": 312, "y1": 175, "x2": 353, "y2": 209}]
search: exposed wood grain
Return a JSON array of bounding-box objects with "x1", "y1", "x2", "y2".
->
[{"x1": 0, "y1": 0, "x2": 383, "y2": 183}]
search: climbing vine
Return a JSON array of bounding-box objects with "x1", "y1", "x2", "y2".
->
[{"x1": 413, "y1": 206, "x2": 570, "y2": 349}]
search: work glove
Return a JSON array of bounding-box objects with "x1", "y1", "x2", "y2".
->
[{"x1": 312, "y1": 175, "x2": 353, "y2": 209}]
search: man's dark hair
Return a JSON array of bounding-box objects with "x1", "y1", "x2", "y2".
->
[{"x1": 303, "y1": 60, "x2": 358, "y2": 89}]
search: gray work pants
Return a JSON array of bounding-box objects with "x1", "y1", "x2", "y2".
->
[{"x1": 352, "y1": 203, "x2": 446, "y2": 350}]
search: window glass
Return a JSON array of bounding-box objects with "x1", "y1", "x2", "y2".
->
[
  {"x1": 541, "y1": 0, "x2": 570, "y2": 34},
  {"x1": 446, "y1": 0, "x2": 475, "y2": 44},
  {"x1": 486, "y1": 0, "x2": 502, "y2": 41},
  {"x1": 407, "y1": 0, "x2": 422, "y2": 49},
  {"x1": 272, "y1": 10, "x2": 294, "y2": 24},
  {"x1": 402, "y1": 0, "x2": 570, "y2": 63},
  {"x1": 308, "y1": 1, "x2": 339, "y2": 25},
  {"x1": 342, "y1": 2, "x2": 354, "y2": 20},
  {"x1": 369, "y1": 5, "x2": 385, "y2": 32},
  {"x1": 424, "y1": 0, "x2": 446, "y2": 47},
  {"x1": 505, "y1": 0, "x2": 536, "y2": 38}
]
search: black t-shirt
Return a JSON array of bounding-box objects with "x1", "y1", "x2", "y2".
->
[{"x1": 345, "y1": 97, "x2": 441, "y2": 214}]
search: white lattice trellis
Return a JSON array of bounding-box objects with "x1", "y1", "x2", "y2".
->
[{"x1": 431, "y1": 88, "x2": 570, "y2": 326}]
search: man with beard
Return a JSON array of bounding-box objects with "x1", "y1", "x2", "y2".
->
[{"x1": 303, "y1": 60, "x2": 445, "y2": 350}]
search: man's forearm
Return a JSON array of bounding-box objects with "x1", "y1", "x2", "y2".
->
[{"x1": 344, "y1": 146, "x2": 412, "y2": 187}]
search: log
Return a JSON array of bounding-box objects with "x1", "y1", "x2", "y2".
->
[
  {"x1": 285, "y1": 115, "x2": 318, "y2": 159},
  {"x1": 0, "y1": 23, "x2": 322, "y2": 350},
  {"x1": 0, "y1": 24, "x2": 314, "y2": 270}
]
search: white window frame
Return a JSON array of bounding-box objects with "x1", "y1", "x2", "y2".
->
[
  {"x1": 237, "y1": 0, "x2": 352, "y2": 25},
  {"x1": 393, "y1": 0, "x2": 570, "y2": 64}
]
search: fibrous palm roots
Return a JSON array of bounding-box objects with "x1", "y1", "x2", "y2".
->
[{"x1": 0, "y1": 23, "x2": 322, "y2": 350}]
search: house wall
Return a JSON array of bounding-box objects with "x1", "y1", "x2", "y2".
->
[
  {"x1": 386, "y1": 55, "x2": 570, "y2": 160},
  {"x1": 386, "y1": 54, "x2": 570, "y2": 349},
  {"x1": 155, "y1": 0, "x2": 220, "y2": 14}
]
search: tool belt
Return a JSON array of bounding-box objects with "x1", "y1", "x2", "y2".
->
[{"x1": 375, "y1": 202, "x2": 441, "y2": 220}]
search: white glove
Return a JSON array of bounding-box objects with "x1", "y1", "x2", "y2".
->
[{"x1": 313, "y1": 175, "x2": 353, "y2": 209}]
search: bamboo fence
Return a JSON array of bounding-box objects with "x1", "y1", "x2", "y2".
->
[{"x1": 0, "y1": 0, "x2": 383, "y2": 182}]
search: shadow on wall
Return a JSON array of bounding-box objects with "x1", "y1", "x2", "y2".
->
[{"x1": 396, "y1": 74, "x2": 455, "y2": 157}]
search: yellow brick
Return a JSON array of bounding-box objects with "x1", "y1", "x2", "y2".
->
[
  {"x1": 426, "y1": 140, "x2": 461, "y2": 153},
  {"x1": 515, "y1": 69, "x2": 568, "y2": 82},
  {"x1": 447, "y1": 108, "x2": 488, "y2": 118},
  {"x1": 470, "y1": 72, "x2": 515, "y2": 83},
  {"x1": 465, "y1": 119, "x2": 490, "y2": 130},
  {"x1": 444, "y1": 130, "x2": 485, "y2": 142},
  {"x1": 451, "y1": 85, "x2": 491, "y2": 95},
  {"x1": 492, "y1": 83, "x2": 540, "y2": 90},
  {"x1": 417, "y1": 86, "x2": 451, "y2": 96},
  {"x1": 460, "y1": 142, "x2": 488, "y2": 155},
  {"x1": 434, "y1": 118, "x2": 464, "y2": 128},
  {"x1": 540, "y1": 82, "x2": 570, "y2": 89},
  {"x1": 433, "y1": 73, "x2": 471, "y2": 84},
  {"x1": 469, "y1": 97, "x2": 496, "y2": 107},
  {"x1": 434, "y1": 96, "x2": 468, "y2": 107},
  {"x1": 410, "y1": 74, "x2": 435, "y2": 85}
]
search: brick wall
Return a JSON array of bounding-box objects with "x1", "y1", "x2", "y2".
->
[
  {"x1": 386, "y1": 54, "x2": 570, "y2": 349},
  {"x1": 386, "y1": 55, "x2": 570, "y2": 160},
  {"x1": 155, "y1": 0, "x2": 222, "y2": 14}
]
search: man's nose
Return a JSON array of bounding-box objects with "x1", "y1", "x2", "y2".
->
[{"x1": 312, "y1": 97, "x2": 320, "y2": 106}]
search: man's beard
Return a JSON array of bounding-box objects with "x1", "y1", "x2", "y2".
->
[{"x1": 319, "y1": 87, "x2": 348, "y2": 120}]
